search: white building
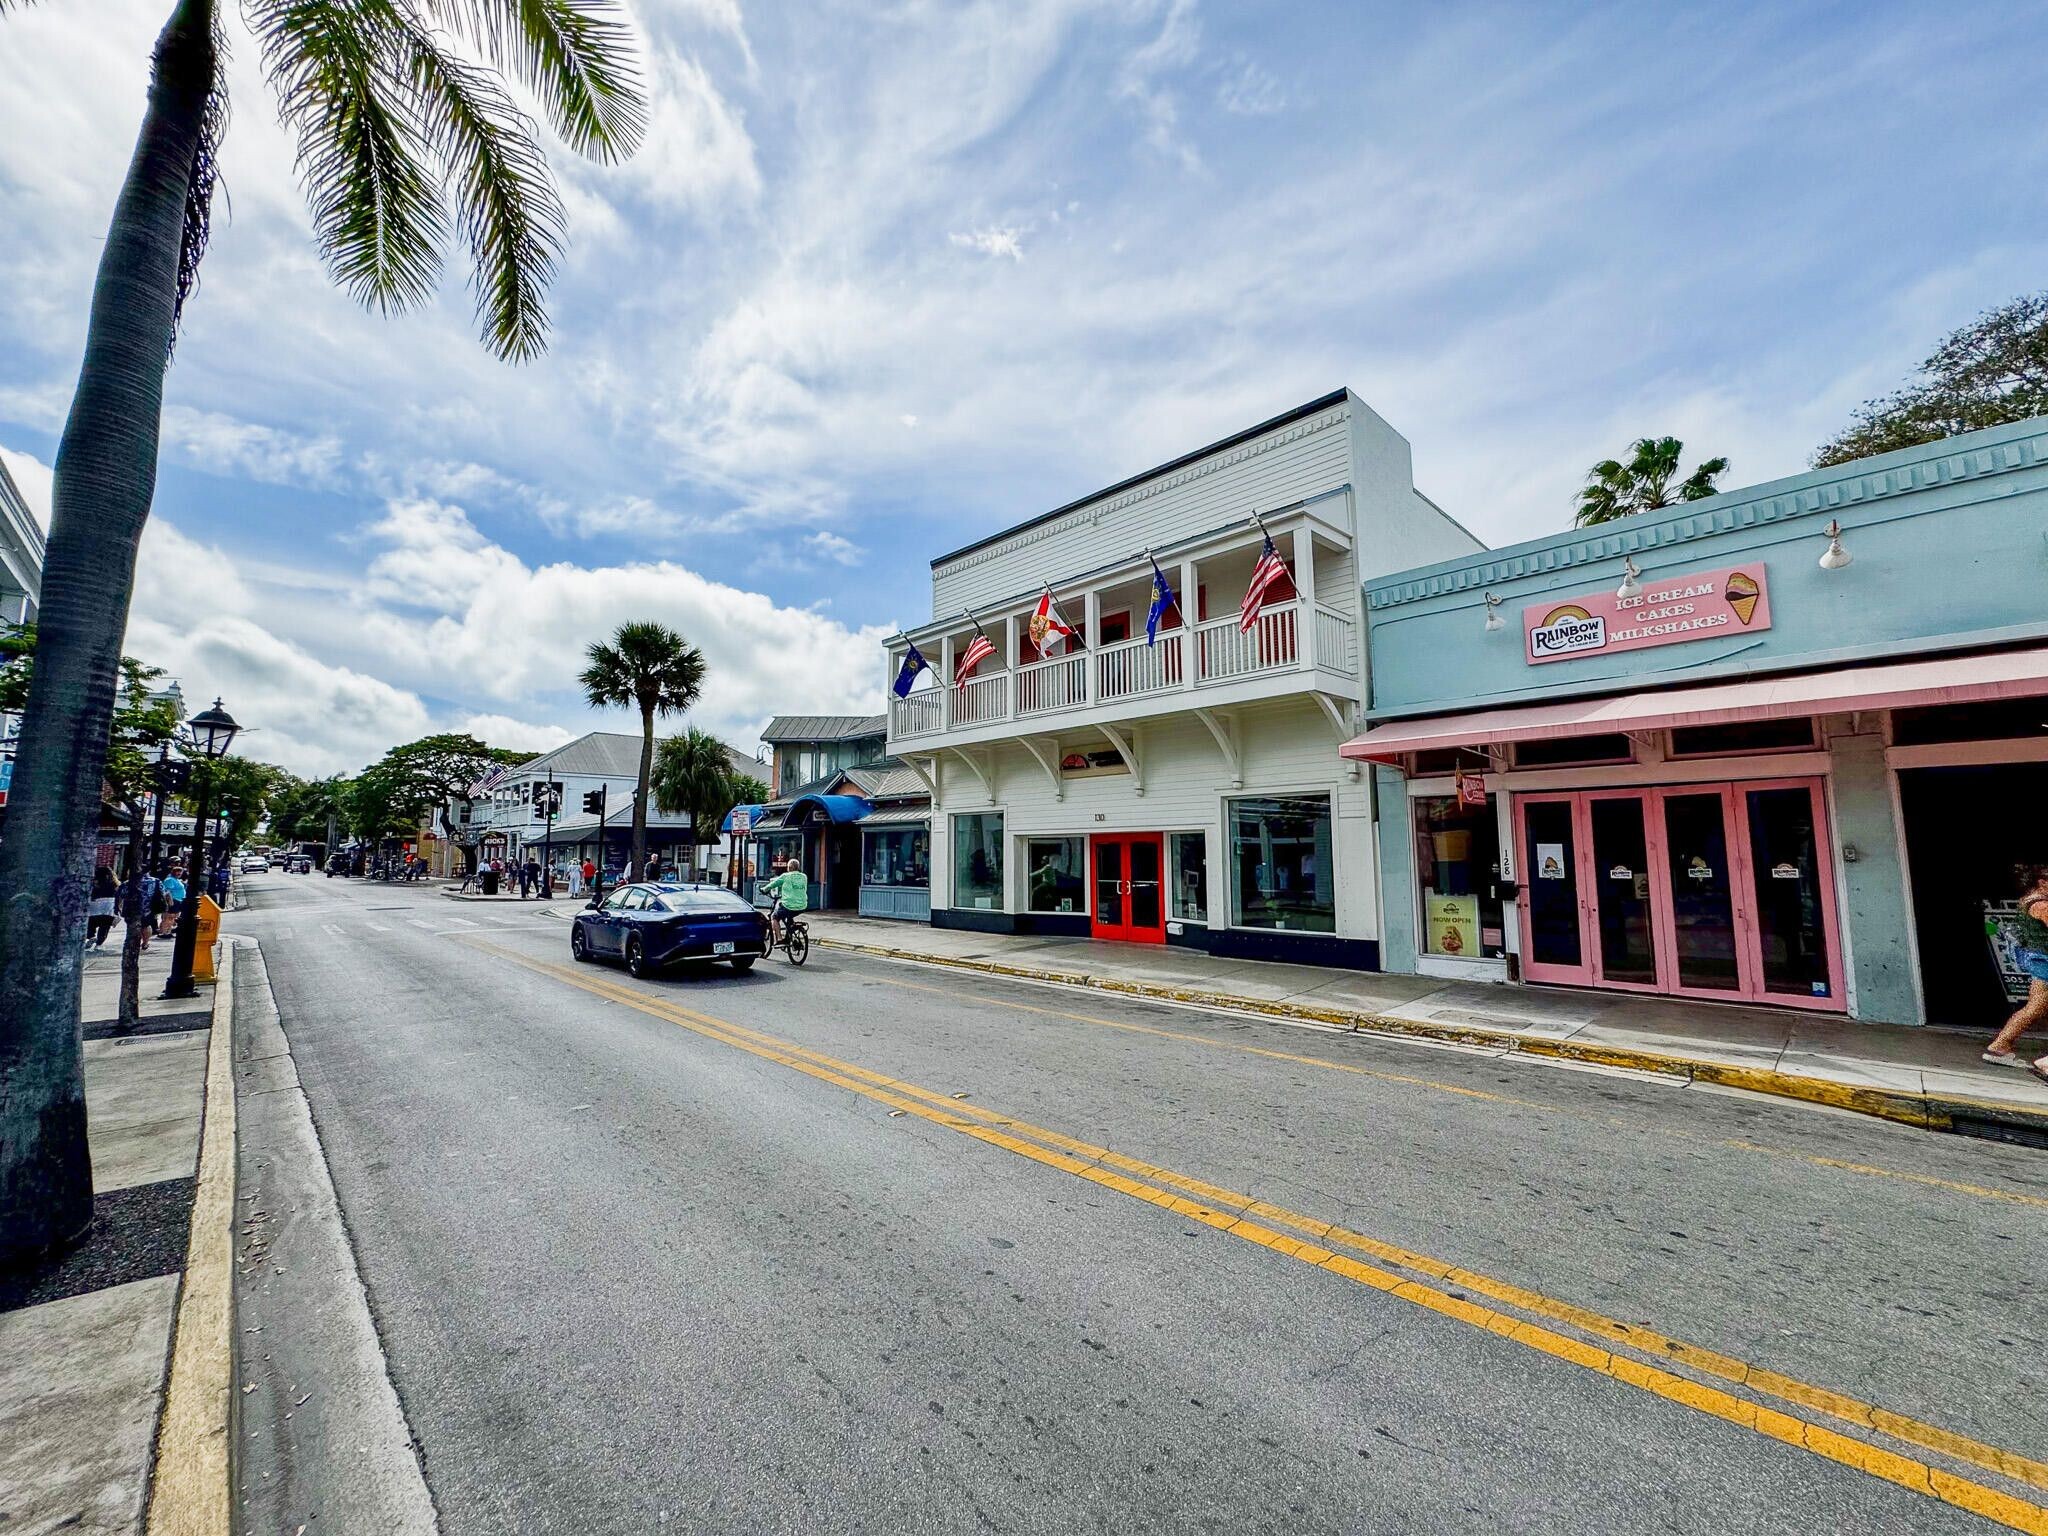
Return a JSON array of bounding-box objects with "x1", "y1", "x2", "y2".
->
[
  {"x1": 883, "y1": 389, "x2": 1480, "y2": 968},
  {"x1": 460, "y1": 730, "x2": 764, "y2": 879},
  {"x1": 0, "y1": 457, "x2": 44, "y2": 810}
]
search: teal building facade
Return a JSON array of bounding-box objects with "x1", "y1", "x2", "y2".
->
[{"x1": 1348, "y1": 417, "x2": 2048, "y2": 1028}]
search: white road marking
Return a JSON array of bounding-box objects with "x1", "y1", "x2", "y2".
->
[
  {"x1": 322, "y1": 923, "x2": 346, "y2": 937},
  {"x1": 441, "y1": 916, "x2": 478, "y2": 928},
  {"x1": 484, "y1": 913, "x2": 526, "y2": 926},
  {"x1": 366, "y1": 922, "x2": 392, "y2": 933},
  {"x1": 408, "y1": 918, "x2": 438, "y2": 931}
]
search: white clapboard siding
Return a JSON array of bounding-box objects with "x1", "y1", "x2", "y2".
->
[
  {"x1": 933, "y1": 401, "x2": 1355, "y2": 615},
  {"x1": 926, "y1": 697, "x2": 1377, "y2": 940}
]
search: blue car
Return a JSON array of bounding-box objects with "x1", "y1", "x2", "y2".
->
[{"x1": 570, "y1": 882, "x2": 772, "y2": 978}]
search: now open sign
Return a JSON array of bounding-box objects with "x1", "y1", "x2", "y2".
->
[{"x1": 1523, "y1": 563, "x2": 1771, "y2": 665}]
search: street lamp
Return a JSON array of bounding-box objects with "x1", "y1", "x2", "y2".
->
[{"x1": 162, "y1": 698, "x2": 240, "y2": 1000}]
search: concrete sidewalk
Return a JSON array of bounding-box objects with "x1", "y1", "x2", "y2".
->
[
  {"x1": 806, "y1": 914, "x2": 2048, "y2": 1143},
  {"x1": 0, "y1": 939, "x2": 233, "y2": 1535}
]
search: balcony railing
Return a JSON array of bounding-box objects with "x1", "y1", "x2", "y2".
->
[
  {"x1": 1196, "y1": 603, "x2": 1297, "y2": 682},
  {"x1": 1016, "y1": 652, "x2": 1086, "y2": 717},
  {"x1": 1097, "y1": 629, "x2": 1182, "y2": 702},
  {"x1": 888, "y1": 601, "x2": 1355, "y2": 743}
]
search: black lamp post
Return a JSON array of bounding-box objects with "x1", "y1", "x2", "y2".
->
[{"x1": 162, "y1": 697, "x2": 240, "y2": 999}]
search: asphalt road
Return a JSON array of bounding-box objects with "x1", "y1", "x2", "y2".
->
[{"x1": 230, "y1": 872, "x2": 2048, "y2": 1535}]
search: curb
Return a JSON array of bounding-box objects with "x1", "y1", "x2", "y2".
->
[
  {"x1": 816, "y1": 937, "x2": 2048, "y2": 1146},
  {"x1": 147, "y1": 943, "x2": 236, "y2": 1535}
]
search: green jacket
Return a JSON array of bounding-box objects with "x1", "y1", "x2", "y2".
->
[{"x1": 764, "y1": 869, "x2": 808, "y2": 912}]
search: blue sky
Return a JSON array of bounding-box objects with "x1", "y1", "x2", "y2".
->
[{"x1": 2, "y1": 0, "x2": 2043, "y2": 774}]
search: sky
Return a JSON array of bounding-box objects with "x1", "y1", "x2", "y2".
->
[{"x1": 2, "y1": 0, "x2": 2044, "y2": 777}]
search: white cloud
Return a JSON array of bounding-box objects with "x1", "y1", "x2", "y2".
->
[
  {"x1": 1117, "y1": 0, "x2": 1203, "y2": 170},
  {"x1": 949, "y1": 225, "x2": 1029, "y2": 261},
  {"x1": 600, "y1": 47, "x2": 760, "y2": 215},
  {"x1": 455, "y1": 714, "x2": 576, "y2": 753},
  {"x1": 1216, "y1": 58, "x2": 1286, "y2": 116},
  {"x1": 162, "y1": 407, "x2": 345, "y2": 489},
  {"x1": 0, "y1": 444, "x2": 53, "y2": 532},
  {"x1": 805, "y1": 531, "x2": 863, "y2": 566}
]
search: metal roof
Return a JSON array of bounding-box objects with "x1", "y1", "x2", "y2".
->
[
  {"x1": 837, "y1": 762, "x2": 929, "y2": 800},
  {"x1": 857, "y1": 804, "x2": 930, "y2": 827},
  {"x1": 760, "y1": 714, "x2": 886, "y2": 743}
]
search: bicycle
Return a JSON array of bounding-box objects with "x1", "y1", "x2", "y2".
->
[{"x1": 772, "y1": 911, "x2": 810, "y2": 966}]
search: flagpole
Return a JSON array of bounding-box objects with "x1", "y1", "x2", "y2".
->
[{"x1": 1143, "y1": 548, "x2": 1181, "y2": 623}]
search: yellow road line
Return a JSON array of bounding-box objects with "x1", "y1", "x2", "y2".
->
[
  {"x1": 870, "y1": 971, "x2": 2048, "y2": 1212},
  {"x1": 481, "y1": 940, "x2": 2048, "y2": 1531}
]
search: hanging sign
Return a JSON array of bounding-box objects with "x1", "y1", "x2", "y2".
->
[
  {"x1": 1524, "y1": 564, "x2": 1770, "y2": 665},
  {"x1": 1456, "y1": 767, "x2": 1488, "y2": 808}
]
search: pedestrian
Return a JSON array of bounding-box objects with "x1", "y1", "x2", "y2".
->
[
  {"x1": 87, "y1": 866, "x2": 118, "y2": 948},
  {"x1": 122, "y1": 866, "x2": 157, "y2": 951},
  {"x1": 520, "y1": 855, "x2": 538, "y2": 898},
  {"x1": 209, "y1": 862, "x2": 230, "y2": 904},
  {"x1": 1986, "y1": 867, "x2": 2048, "y2": 1084},
  {"x1": 458, "y1": 859, "x2": 476, "y2": 893},
  {"x1": 157, "y1": 865, "x2": 187, "y2": 938}
]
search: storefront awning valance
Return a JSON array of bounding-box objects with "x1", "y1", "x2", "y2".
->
[
  {"x1": 1342, "y1": 644, "x2": 2048, "y2": 765},
  {"x1": 858, "y1": 804, "x2": 930, "y2": 827},
  {"x1": 785, "y1": 793, "x2": 873, "y2": 825}
]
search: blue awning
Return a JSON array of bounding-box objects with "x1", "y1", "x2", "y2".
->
[
  {"x1": 786, "y1": 793, "x2": 873, "y2": 825},
  {"x1": 720, "y1": 803, "x2": 769, "y2": 833}
]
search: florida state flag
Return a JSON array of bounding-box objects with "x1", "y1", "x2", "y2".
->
[{"x1": 1028, "y1": 589, "x2": 1076, "y2": 657}]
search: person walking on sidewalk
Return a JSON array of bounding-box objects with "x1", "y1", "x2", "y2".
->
[
  {"x1": 522, "y1": 855, "x2": 540, "y2": 899},
  {"x1": 157, "y1": 865, "x2": 186, "y2": 938},
  {"x1": 86, "y1": 865, "x2": 118, "y2": 948},
  {"x1": 1987, "y1": 869, "x2": 2048, "y2": 1083}
]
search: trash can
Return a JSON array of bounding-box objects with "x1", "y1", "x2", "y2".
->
[{"x1": 481, "y1": 869, "x2": 499, "y2": 895}]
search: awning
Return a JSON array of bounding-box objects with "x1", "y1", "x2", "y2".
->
[
  {"x1": 858, "y1": 804, "x2": 930, "y2": 827},
  {"x1": 1342, "y1": 645, "x2": 2048, "y2": 765},
  {"x1": 720, "y1": 802, "x2": 768, "y2": 833},
  {"x1": 785, "y1": 792, "x2": 873, "y2": 825}
]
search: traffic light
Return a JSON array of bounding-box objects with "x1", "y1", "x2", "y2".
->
[{"x1": 581, "y1": 789, "x2": 604, "y2": 816}]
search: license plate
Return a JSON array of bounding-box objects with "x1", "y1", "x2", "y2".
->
[{"x1": 712, "y1": 941, "x2": 734, "y2": 955}]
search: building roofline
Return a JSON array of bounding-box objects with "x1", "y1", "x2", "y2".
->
[{"x1": 930, "y1": 389, "x2": 1350, "y2": 569}]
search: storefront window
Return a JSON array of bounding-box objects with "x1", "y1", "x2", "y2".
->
[
  {"x1": 953, "y1": 814, "x2": 1004, "y2": 909},
  {"x1": 862, "y1": 826, "x2": 929, "y2": 888},
  {"x1": 750, "y1": 832, "x2": 801, "y2": 893},
  {"x1": 1170, "y1": 832, "x2": 1207, "y2": 922},
  {"x1": 1413, "y1": 795, "x2": 1504, "y2": 960},
  {"x1": 1228, "y1": 795, "x2": 1334, "y2": 932},
  {"x1": 1026, "y1": 837, "x2": 1086, "y2": 912}
]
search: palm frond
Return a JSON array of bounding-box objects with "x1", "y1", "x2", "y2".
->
[
  {"x1": 399, "y1": 20, "x2": 563, "y2": 360},
  {"x1": 427, "y1": 0, "x2": 646, "y2": 162},
  {"x1": 249, "y1": 0, "x2": 447, "y2": 317}
]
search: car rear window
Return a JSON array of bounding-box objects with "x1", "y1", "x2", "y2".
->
[{"x1": 653, "y1": 889, "x2": 754, "y2": 915}]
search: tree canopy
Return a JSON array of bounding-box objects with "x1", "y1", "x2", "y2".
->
[
  {"x1": 1574, "y1": 437, "x2": 1728, "y2": 527},
  {"x1": 1813, "y1": 292, "x2": 2048, "y2": 467},
  {"x1": 652, "y1": 729, "x2": 742, "y2": 847}
]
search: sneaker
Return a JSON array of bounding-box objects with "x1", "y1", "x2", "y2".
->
[{"x1": 1983, "y1": 1049, "x2": 2021, "y2": 1066}]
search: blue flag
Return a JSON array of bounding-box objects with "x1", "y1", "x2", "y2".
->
[
  {"x1": 1145, "y1": 565, "x2": 1177, "y2": 646},
  {"x1": 892, "y1": 641, "x2": 929, "y2": 698}
]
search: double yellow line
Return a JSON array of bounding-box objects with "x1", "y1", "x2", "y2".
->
[{"x1": 481, "y1": 940, "x2": 2048, "y2": 1533}]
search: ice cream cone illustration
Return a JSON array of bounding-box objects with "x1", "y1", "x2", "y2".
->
[{"x1": 1725, "y1": 571, "x2": 1760, "y2": 625}]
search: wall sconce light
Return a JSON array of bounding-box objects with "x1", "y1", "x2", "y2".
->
[
  {"x1": 1483, "y1": 592, "x2": 1505, "y2": 632},
  {"x1": 1818, "y1": 519, "x2": 1852, "y2": 570},
  {"x1": 1615, "y1": 556, "x2": 1642, "y2": 601}
]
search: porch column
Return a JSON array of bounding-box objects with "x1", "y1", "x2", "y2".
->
[
  {"x1": 940, "y1": 634, "x2": 956, "y2": 729},
  {"x1": 1003, "y1": 610, "x2": 1019, "y2": 716},
  {"x1": 1294, "y1": 527, "x2": 1318, "y2": 671},
  {"x1": 1083, "y1": 589, "x2": 1101, "y2": 704},
  {"x1": 1179, "y1": 557, "x2": 1199, "y2": 688}
]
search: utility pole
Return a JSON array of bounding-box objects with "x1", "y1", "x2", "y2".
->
[
  {"x1": 582, "y1": 784, "x2": 608, "y2": 902},
  {"x1": 540, "y1": 780, "x2": 559, "y2": 898}
]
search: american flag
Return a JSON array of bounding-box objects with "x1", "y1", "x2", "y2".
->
[
  {"x1": 956, "y1": 632, "x2": 996, "y2": 687},
  {"x1": 469, "y1": 763, "x2": 511, "y2": 797},
  {"x1": 1238, "y1": 533, "x2": 1289, "y2": 633}
]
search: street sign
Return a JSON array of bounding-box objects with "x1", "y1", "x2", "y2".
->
[{"x1": 733, "y1": 807, "x2": 752, "y2": 833}]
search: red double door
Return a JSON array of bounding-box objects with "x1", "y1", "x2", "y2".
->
[
  {"x1": 1090, "y1": 833, "x2": 1166, "y2": 944},
  {"x1": 1514, "y1": 779, "x2": 1844, "y2": 1010}
]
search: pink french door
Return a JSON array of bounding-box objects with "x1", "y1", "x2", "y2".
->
[{"x1": 1514, "y1": 779, "x2": 1844, "y2": 1010}]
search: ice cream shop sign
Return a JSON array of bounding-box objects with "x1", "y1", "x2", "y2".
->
[{"x1": 1523, "y1": 564, "x2": 1771, "y2": 665}]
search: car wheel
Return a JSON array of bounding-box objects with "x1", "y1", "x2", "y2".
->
[
  {"x1": 727, "y1": 957, "x2": 756, "y2": 974},
  {"x1": 571, "y1": 926, "x2": 591, "y2": 963},
  {"x1": 625, "y1": 934, "x2": 650, "y2": 979}
]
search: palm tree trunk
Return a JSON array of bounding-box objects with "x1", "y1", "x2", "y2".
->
[
  {"x1": 632, "y1": 706, "x2": 653, "y2": 877},
  {"x1": 0, "y1": 0, "x2": 217, "y2": 1267}
]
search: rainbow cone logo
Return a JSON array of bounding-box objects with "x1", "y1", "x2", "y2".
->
[
  {"x1": 1528, "y1": 602, "x2": 1606, "y2": 657},
  {"x1": 1725, "y1": 571, "x2": 1760, "y2": 625}
]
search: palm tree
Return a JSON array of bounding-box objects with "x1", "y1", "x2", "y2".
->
[
  {"x1": 0, "y1": 1, "x2": 645, "y2": 1266},
  {"x1": 1574, "y1": 437, "x2": 1729, "y2": 527},
  {"x1": 580, "y1": 624, "x2": 705, "y2": 878},
  {"x1": 652, "y1": 728, "x2": 738, "y2": 862}
]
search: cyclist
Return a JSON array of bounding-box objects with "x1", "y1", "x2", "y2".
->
[{"x1": 761, "y1": 856, "x2": 808, "y2": 949}]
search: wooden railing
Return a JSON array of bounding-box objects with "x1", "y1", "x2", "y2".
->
[
  {"x1": 1196, "y1": 602, "x2": 1299, "y2": 682},
  {"x1": 953, "y1": 671, "x2": 1009, "y2": 727},
  {"x1": 890, "y1": 690, "x2": 943, "y2": 739},
  {"x1": 1095, "y1": 629, "x2": 1183, "y2": 703},
  {"x1": 1016, "y1": 652, "x2": 1086, "y2": 717},
  {"x1": 1314, "y1": 605, "x2": 1357, "y2": 674}
]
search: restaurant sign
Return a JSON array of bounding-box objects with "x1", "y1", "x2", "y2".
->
[{"x1": 1524, "y1": 564, "x2": 1770, "y2": 665}]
